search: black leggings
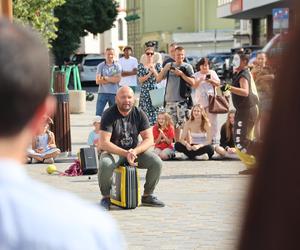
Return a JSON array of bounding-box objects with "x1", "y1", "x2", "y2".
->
[
  {"x1": 234, "y1": 105, "x2": 259, "y2": 155},
  {"x1": 175, "y1": 142, "x2": 214, "y2": 159}
]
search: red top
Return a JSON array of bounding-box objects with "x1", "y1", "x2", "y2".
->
[{"x1": 152, "y1": 124, "x2": 175, "y2": 150}]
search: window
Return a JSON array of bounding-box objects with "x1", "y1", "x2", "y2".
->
[{"x1": 118, "y1": 19, "x2": 123, "y2": 41}]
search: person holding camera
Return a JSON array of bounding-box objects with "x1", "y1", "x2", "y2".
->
[
  {"x1": 157, "y1": 46, "x2": 195, "y2": 141},
  {"x1": 193, "y1": 58, "x2": 221, "y2": 144}
]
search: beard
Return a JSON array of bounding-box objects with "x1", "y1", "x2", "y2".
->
[{"x1": 118, "y1": 103, "x2": 133, "y2": 113}]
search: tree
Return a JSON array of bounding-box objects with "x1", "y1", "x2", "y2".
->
[
  {"x1": 13, "y1": 0, "x2": 65, "y2": 48},
  {"x1": 52, "y1": 0, "x2": 118, "y2": 65}
]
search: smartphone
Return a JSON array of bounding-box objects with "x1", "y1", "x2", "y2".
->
[{"x1": 205, "y1": 74, "x2": 211, "y2": 80}]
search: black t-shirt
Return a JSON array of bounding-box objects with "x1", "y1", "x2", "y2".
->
[
  {"x1": 231, "y1": 69, "x2": 259, "y2": 109},
  {"x1": 101, "y1": 105, "x2": 150, "y2": 150}
]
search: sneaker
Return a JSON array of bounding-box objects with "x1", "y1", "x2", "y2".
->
[
  {"x1": 44, "y1": 158, "x2": 54, "y2": 164},
  {"x1": 100, "y1": 197, "x2": 111, "y2": 211},
  {"x1": 195, "y1": 154, "x2": 209, "y2": 160},
  {"x1": 142, "y1": 195, "x2": 165, "y2": 207}
]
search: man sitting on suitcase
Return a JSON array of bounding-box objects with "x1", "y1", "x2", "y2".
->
[{"x1": 98, "y1": 86, "x2": 165, "y2": 210}]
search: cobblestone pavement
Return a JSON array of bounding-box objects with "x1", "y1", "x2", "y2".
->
[{"x1": 25, "y1": 91, "x2": 251, "y2": 250}]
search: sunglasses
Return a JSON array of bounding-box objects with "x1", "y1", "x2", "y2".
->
[{"x1": 146, "y1": 52, "x2": 154, "y2": 56}]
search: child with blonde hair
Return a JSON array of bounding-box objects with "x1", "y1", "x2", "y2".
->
[{"x1": 153, "y1": 112, "x2": 175, "y2": 160}]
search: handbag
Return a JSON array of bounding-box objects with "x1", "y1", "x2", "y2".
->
[
  {"x1": 208, "y1": 88, "x2": 230, "y2": 114},
  {"x1": 149, "y1": 87, "x2": 165, "y2": 107}
]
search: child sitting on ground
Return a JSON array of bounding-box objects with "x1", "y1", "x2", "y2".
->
[
  {"x1": 215, "y1": 110, "x2": 237, "y2": 158},
  {"x1": 87, "y1": 116, "x2": 101, "y2": 147},
  {"x1": 153, "y1": 112, "x2": 175, "y2": 160},
  {"x1": 28, "y1": 116, "x2": 60, "y2": 163}
]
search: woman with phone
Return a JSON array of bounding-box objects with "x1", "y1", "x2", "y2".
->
[{"x1": 193, "y1": 58, "x2": 220, "y2": 144}]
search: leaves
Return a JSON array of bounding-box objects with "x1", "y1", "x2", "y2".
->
[
  {"x1": 51, "y1": 0, "x2": 118, "y2": 65},
  {"x1": 13, "y1": 0, "x2": 65, "y2": 48}
]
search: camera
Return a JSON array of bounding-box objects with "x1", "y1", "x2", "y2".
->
[{"x1": 205, "y1": 74, "x2": 211, "y2": 80}]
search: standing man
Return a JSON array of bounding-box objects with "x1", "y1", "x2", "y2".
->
[
  {"x1": 157, "y1": 46, "x2": 195, "y2": 141},
  {"x1": 0, "y1": 18, "x2": 124, "y2": 249},
  {"x1": 98, "y1": 86, "x2": 165, "y2": 210},
  {"x1": 96, "y1": 48, "x2": 121, "y2": 116},
  {"x1": 162, "y1": 42, "x2": 178, "y2": 67},
  {"x1": 118, "y1": 46, "x2": 139, "y2": 93}
]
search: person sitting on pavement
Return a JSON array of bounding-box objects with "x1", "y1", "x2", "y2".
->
[
  {"x1": 27, "y1": 116, "x2": 60, "y2": 164},
  {"x1": 98, "y1": 86, "x2": 165, "y2": 210},
  {"x1": 174, "y1": 104, "x2": 214, "y2": 160},
  {"x1": 153, "y1": 112, "x2": 175, "y2": 160},
  {"x1": 215, "y1": 110, "x2": 238, "y2": 158},
  {"x1": 87, "y1": 115, "x2": 101, "y2": 147},
  {"x1": 0, "y1": 18, "x2": 125, "y2": 250}
]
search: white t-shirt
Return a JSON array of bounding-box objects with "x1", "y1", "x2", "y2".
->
[
  {"x1": 119, "y1": 56, "x2": 138, "y2": 86},
  {"x1": 193, "y1": 69, "x2": 220, "y2": 107}
]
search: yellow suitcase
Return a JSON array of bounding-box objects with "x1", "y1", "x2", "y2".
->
[{"x1": 110, "y1": 165, "x2": 141, "y2": 209}]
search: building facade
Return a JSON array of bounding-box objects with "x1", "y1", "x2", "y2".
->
[
  {"x1": 217, "y1": 0, "x2": 293, "y2": 46},
  {"x1": 126, "y1": 0, "x2": 236, "y2": 58}
]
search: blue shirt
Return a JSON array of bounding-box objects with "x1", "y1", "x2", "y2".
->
[
  {"x1": 0, "y1": 159, "x2": 125, "y2": 250},
  {"x1": 96, "y1": 61, "x2": 121, "y2": 94},
  {"x1": 87, "y1": 130, "x2": 100, "y2": 146}
]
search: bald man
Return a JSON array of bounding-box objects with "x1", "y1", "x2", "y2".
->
[{"x1": 98, "y1": 86, "x2": 165, "y2": 210}]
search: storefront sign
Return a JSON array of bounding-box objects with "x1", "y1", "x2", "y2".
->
[
  {"x1": 273, "y1": 8, "x2": 289, "y2": 31},
  {"x1": 230, "y1": 0, "x2": 243, "y2": 14}
]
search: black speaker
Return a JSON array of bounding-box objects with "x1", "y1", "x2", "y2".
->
[{"x1": 79, "y1": 147, "x2": 98, "y2": 175}]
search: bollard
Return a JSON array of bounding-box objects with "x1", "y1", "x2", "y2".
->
[{"x1": 51, "y1": 93, "x2": 72, "y2": 154}]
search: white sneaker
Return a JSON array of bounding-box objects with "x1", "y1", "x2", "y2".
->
[
  {"x1": 44, "y1": 158, "x2": 54, "y2": 164},
  {"x1": 195, "y1": 154, "x2": 209, "y2": 160}
]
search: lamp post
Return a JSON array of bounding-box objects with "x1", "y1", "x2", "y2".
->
[{"x1": 1, "y1": 0, "x2": 13, "y2": 21}]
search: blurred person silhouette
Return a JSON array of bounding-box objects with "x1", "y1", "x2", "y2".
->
[
  {"x1": 238, "y1": 2, "x2": 300, "y2": 249},
  {"x1": 0, "y1": 18, "x2": 124, "y2": 250},
  {"x1": 251, "y1": 51, "x2": 275, "y2": 140}
]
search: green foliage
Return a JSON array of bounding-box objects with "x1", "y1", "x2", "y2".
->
[
  {"x1": 13, "y1": 0, "x2": 65, "y2": 48},
  {"x1": 51, "y1": 0, "x2": 118, "y2": 65}
]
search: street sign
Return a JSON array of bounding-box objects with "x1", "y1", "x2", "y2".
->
[{"x1": 273, "y1": 8, "x2": 289, "y2": 32}]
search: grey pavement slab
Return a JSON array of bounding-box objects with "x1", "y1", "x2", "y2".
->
[{"x1": 25, "y1": 91, "x2": 251, "y2": 250}]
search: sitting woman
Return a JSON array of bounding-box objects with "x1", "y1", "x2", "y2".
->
[
  {"x1": 175, "y1": 104, "x2": 214, "y2": 160},
  {"x1": 153, "y1": 112, "x2": 175, "y2": 160},
  {"x1": 28, "y1": 116, "x2": 60, "y2": 164},
  {"x1": 215, "y1": 110, "x2": 237, "y2": 158}
]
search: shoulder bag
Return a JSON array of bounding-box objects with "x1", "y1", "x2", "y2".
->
[{"x1": 208, "y1": 87, "x2": 230, "y2": 114}]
